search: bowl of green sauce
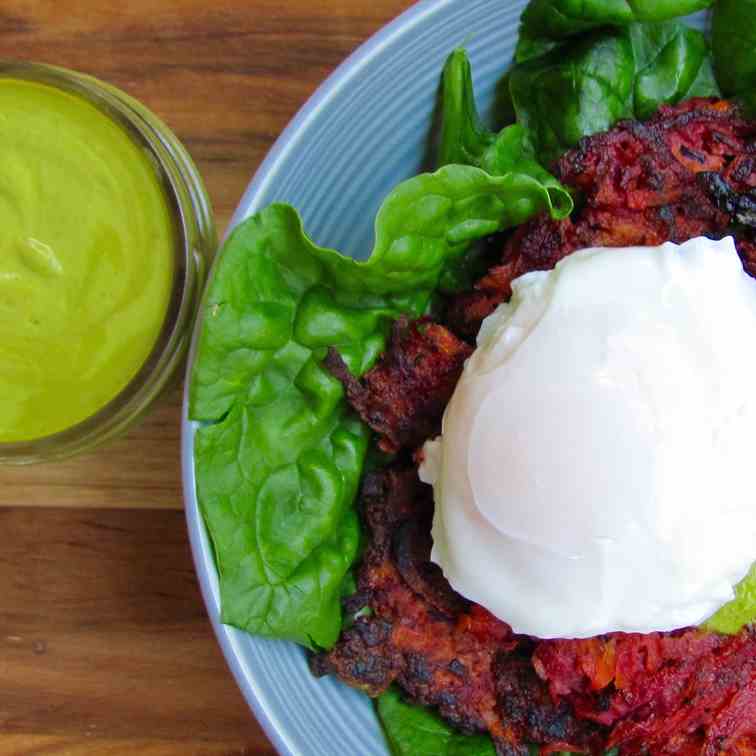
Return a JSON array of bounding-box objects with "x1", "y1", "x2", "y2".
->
[{"x1": 0, "y1": 62, "x2": 215, "y2": 464}]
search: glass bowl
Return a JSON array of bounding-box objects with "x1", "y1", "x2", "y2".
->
[{"x1": 0, "y1": 61, "x2": 216, "y2": 465}]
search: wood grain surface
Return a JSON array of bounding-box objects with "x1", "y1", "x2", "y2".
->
[{"x1": 0, "y1": 1, "x2": 415, "y2": 753}]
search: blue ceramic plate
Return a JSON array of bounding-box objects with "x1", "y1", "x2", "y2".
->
[{"x1": 182, "y1": 2, "x2": 708, "y2": 754}]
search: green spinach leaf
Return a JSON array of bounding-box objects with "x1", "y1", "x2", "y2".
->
[
  {"x1": 377, "y1": 688, "x2": 496, "y2": 756},
  {"x1": 438, "y1": 49, "x2": 496, "y2": 169},
  {"x1": 630, "y1": 22, "x2": 720, "y2": 119},
  {"x1": 509, "y1": 31, "x2": 636, "y2": 165},
  {"x1": 737, "y1": 89, "x2": 756, "y2": 119},
  {"x1": 509, "y1": 22, "x2": 719, "y2": 165},
  {"x1": 439, "y1": 49, "x2": 573, "y2": 214},
  {"x1": 517, "y1": 0, "x2": 715, "y2": 61},
  {"x1": 712, "y1": 0, "x2": 756, "y2": 97},
  {"x1": 436, "y1": 48, "x2": 574, "y2": 291},
  {"x1": 515, "y1": 31, "x2": 563, "y2": 66},
  {"x1": 190, "y1": 164, "x2": 571, "y2": 649}
]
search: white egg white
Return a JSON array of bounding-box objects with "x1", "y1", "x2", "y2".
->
[{"x1": 420, "y1": 237, "x2": 756, "y2": 639}]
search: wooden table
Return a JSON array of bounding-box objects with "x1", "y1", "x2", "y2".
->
[{"x1": 0, "y1": 2, "x2": 414, "y2": 753}]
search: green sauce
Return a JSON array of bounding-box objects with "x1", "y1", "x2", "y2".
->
[
  {"x1": 705, "y1": 564, "x2": 756, "y2": 634},
  {"x1": 0, "y1": 79, "x2": 175, "y2": 442}
]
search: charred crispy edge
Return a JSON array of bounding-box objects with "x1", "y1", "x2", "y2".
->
[
  {"x1": 324, "y1": 346, "x2": 364, "y2": 400},
  {"x1": 493, "y1": 740, "x2": 530, "y2": 756},
  {"x1": 309, "y1": 466, "x2": 425, "y2": 697},
  {"x1": 698, "y1": 171, "x2": 756, "y2": 226},
  {"x1": 308, "y1": 617, "x2": 402, "y2": 697},
  {"x1": 495, "y1": 655, "x2": 607, "y2": 754},
  {"x1": 392, "y1": 517, "x2": 470, "y2": 618},
  {"x1": 326, "y1": 318, "x2": 472, "y2": 453},
  {"x1": 360, "y1": 465, "x2": 426, "y2": 538},
  {"x1": 559, "y1": 99, "x2": 754, "y2": 192}
]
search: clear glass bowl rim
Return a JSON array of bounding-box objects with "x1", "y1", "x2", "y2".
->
[{"x1": 0, "y1": 60, "x2": 217, "y2": 464}]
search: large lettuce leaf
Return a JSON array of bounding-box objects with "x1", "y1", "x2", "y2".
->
[{"x1": 189, "y1": 165, "x2": 571, "y2": 649}]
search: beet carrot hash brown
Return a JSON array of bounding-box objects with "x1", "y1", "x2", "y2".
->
[{"x1": 314, "y1": 100, "x2": 756, "y2": 755}]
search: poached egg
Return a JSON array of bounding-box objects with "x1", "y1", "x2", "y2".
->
[{"x1": 420, "y1": 236, "x2": 756, "y2": 639}]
